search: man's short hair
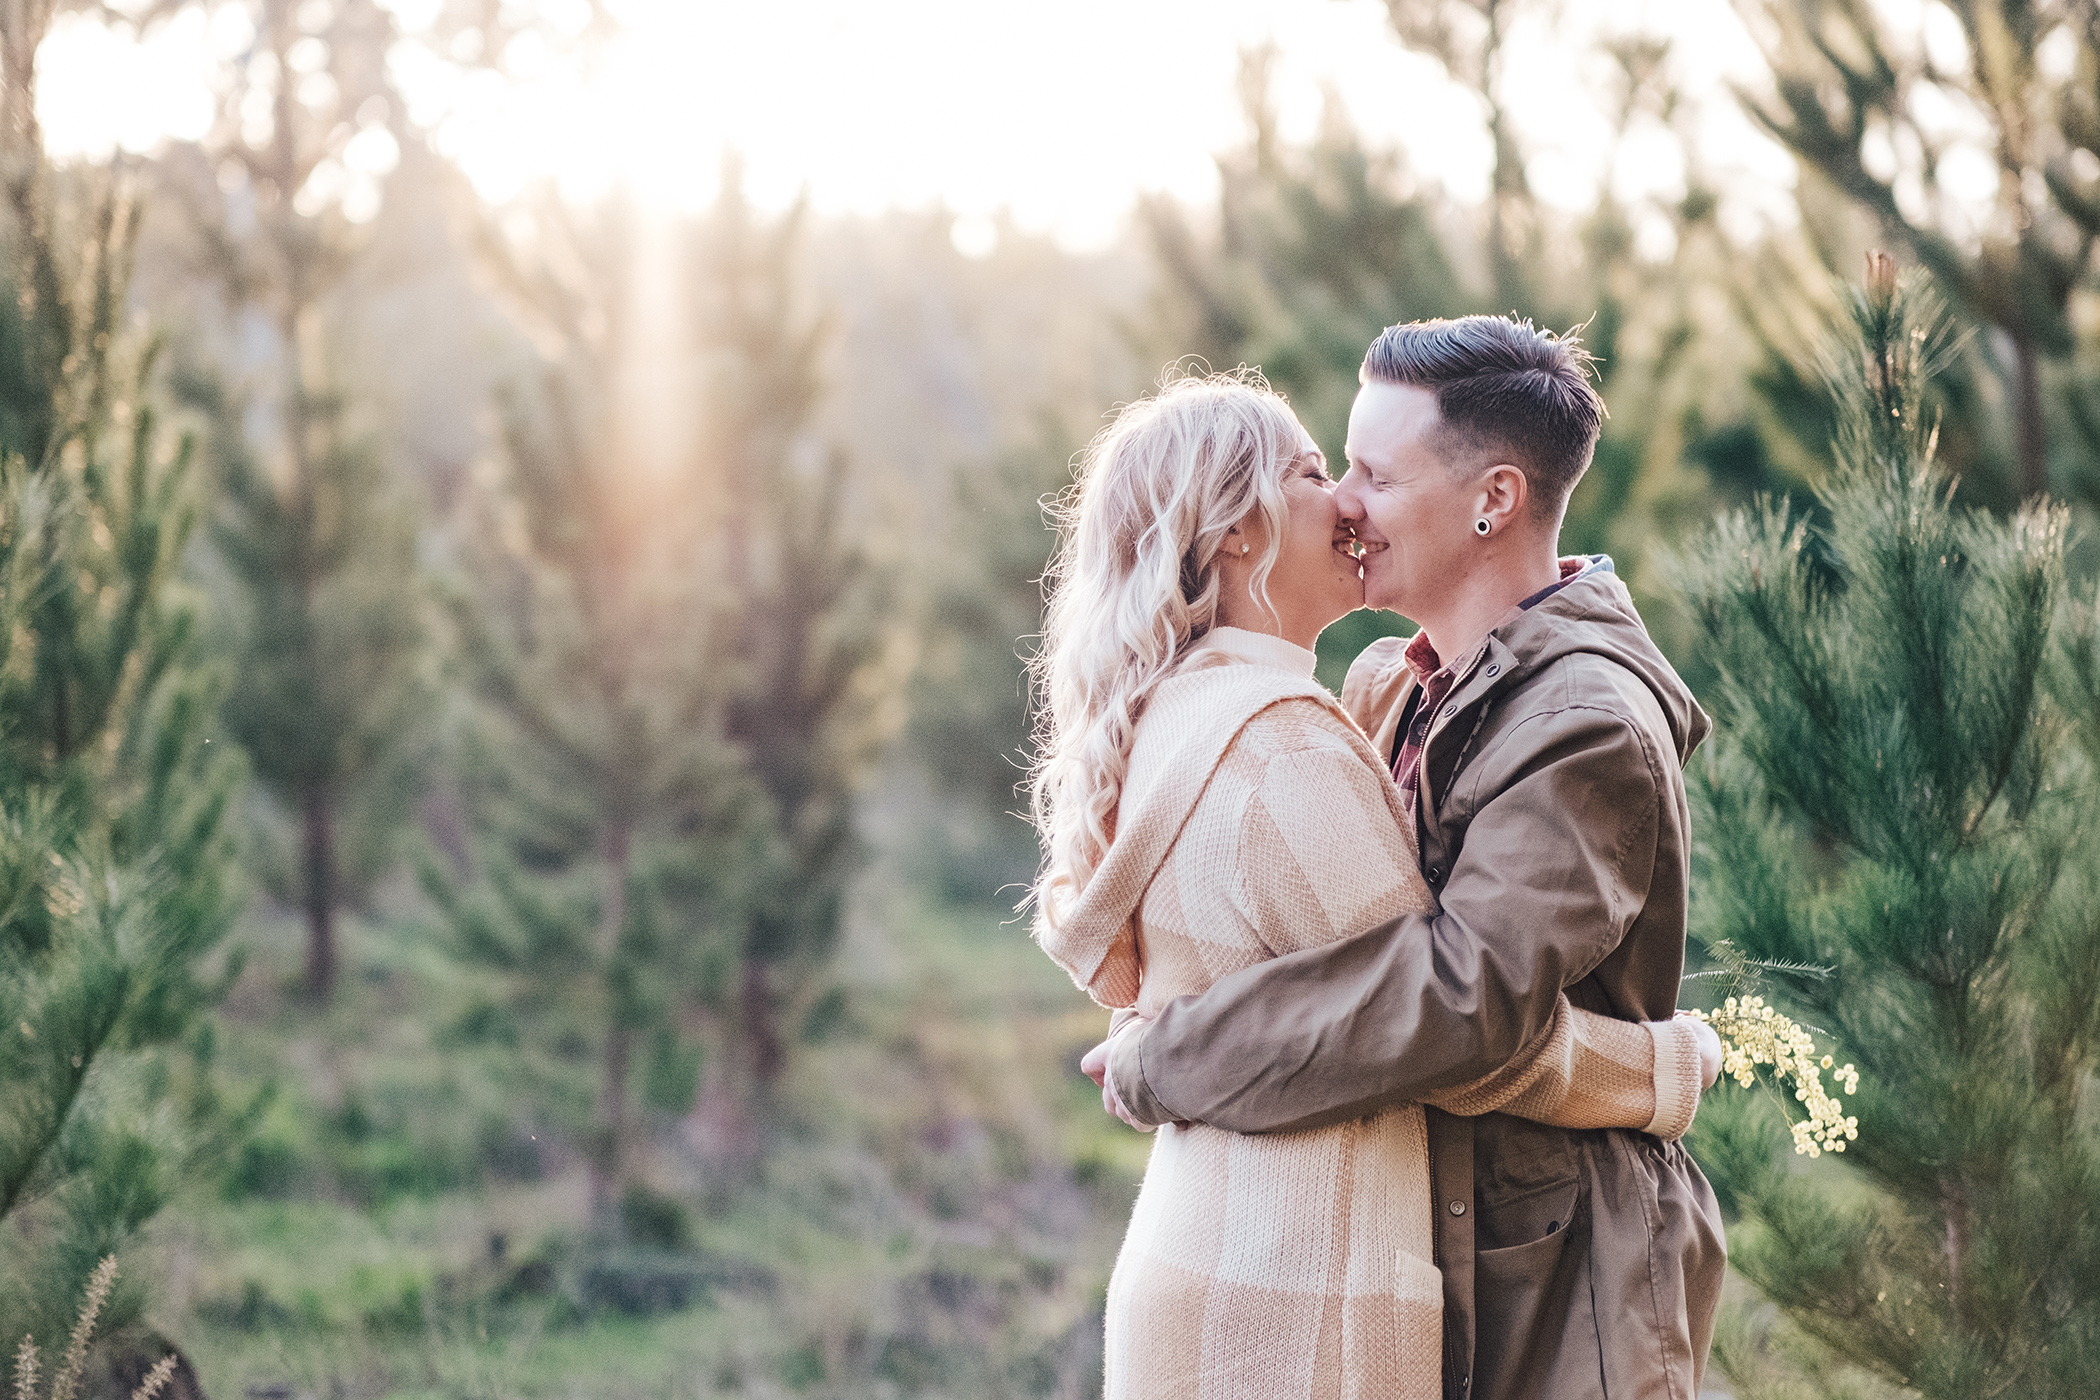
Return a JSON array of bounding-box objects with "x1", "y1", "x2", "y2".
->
[{"x1": 1360, "y1": 315, "x2": 1605, "y2": 519}]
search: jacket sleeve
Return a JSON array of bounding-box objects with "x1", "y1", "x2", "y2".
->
[
  {"x1": 1423, "y1": 1001, "x2": 1705, "y2": 1140},
  {"x1": 1109, "y1": 704, "x2": 1666, "y2": 1134}
]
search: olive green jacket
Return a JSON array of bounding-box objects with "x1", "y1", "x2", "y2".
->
[{"x1": 1107, "y1": 559, "x2": 1726, "y2": 1400}]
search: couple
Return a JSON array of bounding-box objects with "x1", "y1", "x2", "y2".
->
[{"x1": 1029, "y1": 316, "x2": 1727, "y2": 1400}]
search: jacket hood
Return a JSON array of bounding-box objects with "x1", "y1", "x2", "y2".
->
[{"x1": 1499, "y1": 557, "x2": 1711, "y2": 764}]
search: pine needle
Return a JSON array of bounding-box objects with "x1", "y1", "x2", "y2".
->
[
  {"x1": 126, "y1": 1355, "x2": 176, "y2": 1400},
  {"x1": 12, "y1": 1337, "x2": 38, "y2": 1400},
  {"x1": 49, "y1": 1255, "x2": 119, "y2": 1400}
]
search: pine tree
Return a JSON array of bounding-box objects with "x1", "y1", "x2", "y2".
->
[
  {"x1": 1372, "y1": 0, "x2": 1538, "y2": 312},
  {"x1": 186, "y1": 361, "x2": 423, "y2": 1003},
  {"x1": 1737, "y1": 0, "x2": 2100, "y2": 501},
  {"x1": 430, "y1": 189, "x2": 741, "y2": 1220},
  {"x1": 0, "y1": 2, "x2": 240, "y2": 1348},
  {"x1": 1143, "y1": 48, "x2": 1469, "y2": 459},
  {"x1": 1675, "y1": 255, "x2": 2100, "y2": 1396},
  {"x1": 697, "y1": 187, "x2": 905, "y2": 1095},
  {"x1": 432, "y1": 174, "x2": 899, "y2": 1210},
  {"x1": 167, "y1": 0, "x2": 433, "y2": 1004}
]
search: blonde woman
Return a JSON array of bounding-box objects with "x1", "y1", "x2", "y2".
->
[{"x1": 1029, "y1": 372, "x2": 1710, "y2": 1400}]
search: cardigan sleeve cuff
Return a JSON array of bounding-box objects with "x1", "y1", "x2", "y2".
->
[
  {"x1": 1108, "y1": 1021, "x2": 1178, "y2": 1129},
  {"x1": 1642, "y1": 1017, "x2": 1704, "y2": 1140}
]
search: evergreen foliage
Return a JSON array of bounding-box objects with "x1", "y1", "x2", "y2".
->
[
  {"x1": 429, "y1": 176, "x2": 901, "y2": 1219},
  {"x1": 8, "y1": 1258, "x2": 178, "y2": 1400},
  {"x1": 1738, "y1": 0, "x2": 2100, "y2": 502},
  {"x1": 430, "y1": 190, "x2": 746, "y2": 1221},
  {"x1": 701, "y1": 190, "x2": 907, "y2": 1092},
  {"x1": 906, "y1": 429, "x2": 1083, "y2": 900},
  {"x1": 187, "y1": 361, "x2": 423, "y2": 999},
  {"x1": 1146, "y1": 39, "x2": 1767, "y2": 678},
  {"x1": 0, "y1": 4, "x2": 240, "y2": 1349},
  {"x1": 173, "y1": 0, "x2": 433, "y2": 1004},
  {"x1": 1676, "y1": 256, "x2": 2100, "y2": 1397}
]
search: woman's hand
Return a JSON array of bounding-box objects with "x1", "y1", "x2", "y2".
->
[
  {"x1": 1680, "y1": 1011, "x2": 1723, "y2": 1090},
  {"x1": 1081, "y1": 1018, "x2": 1155, "y2": 1132}
]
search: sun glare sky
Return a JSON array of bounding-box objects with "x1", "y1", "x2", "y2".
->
[{"x1": 37, "y1": 0, "x2": 1805, "y2": 253}]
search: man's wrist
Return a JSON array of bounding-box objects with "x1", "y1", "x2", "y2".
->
[{"x1": 1107, "y1": 1022, "x2": 1177, "y2": 1128}]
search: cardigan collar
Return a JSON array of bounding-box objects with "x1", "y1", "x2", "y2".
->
[{"x1": 1188, "y1": 626, "x2": 1317, "y2": 677}]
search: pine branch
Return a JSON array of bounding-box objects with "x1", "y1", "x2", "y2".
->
[
  {"x1": 48, "y1": 1255, "x2": 116, "y2": 1400},
  {"x1": 125, "y1": 1355, "x2": 175, "y2": 1400}
]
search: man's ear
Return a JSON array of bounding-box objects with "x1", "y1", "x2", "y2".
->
[{"x1": 1477, "y1": 463, "x2": 1530, "y2": 532}]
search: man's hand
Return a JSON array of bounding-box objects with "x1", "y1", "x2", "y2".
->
[
  {"x1": 1683, "y1": 1012, "x2": 1723, "y2": 1090},
  {"x1": 1080, "y1": 1018, "x2": 1154, "y2": 1132}
]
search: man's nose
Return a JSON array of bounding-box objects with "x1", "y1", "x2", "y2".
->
[{"x1": 1333, "y1": 474, "x2": 1367, "y2": 525}]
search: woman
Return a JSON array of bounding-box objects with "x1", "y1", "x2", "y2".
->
[{"x1": 1028, "y1": 372, "x2": 1709, "y2": 1400}]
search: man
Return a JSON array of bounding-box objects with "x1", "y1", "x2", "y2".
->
[{"x1": 1084, "y1": 316, "x2": 1726, "y2": 1400}]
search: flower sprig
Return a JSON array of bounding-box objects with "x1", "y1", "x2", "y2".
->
[{"x1": 1687, "y1": 994, "x2": 1859, "y2": 1156}]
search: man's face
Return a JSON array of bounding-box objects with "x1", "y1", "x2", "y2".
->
[{"x1": 1337, "y1": 381, "x2": 1481, "y2": 618}]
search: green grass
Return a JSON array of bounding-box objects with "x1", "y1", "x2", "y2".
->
[{"x1": 136, "y1": 863, "x2": 1144, "y2": 1399}]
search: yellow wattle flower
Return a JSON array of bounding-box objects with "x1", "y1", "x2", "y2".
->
[{"x1": 1688, "y1": 995, "x2": 1859, "y2": 1156}]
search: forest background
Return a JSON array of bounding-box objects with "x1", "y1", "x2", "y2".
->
[{"x1": 5, "y1": 1, "x2": 2100, "y2": 1398}]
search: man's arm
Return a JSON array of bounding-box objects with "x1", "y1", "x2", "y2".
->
[{"x1": 1109, "y1": 704, "x2": 1665, "y2": 1134}]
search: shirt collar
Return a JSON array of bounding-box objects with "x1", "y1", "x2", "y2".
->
[
  {"x1": 1402, "y1": 555, "x2": 1607, "y2": 680},
  {"x1": 1189, "y1": 626, "x2": 1319, "y2": 678}
]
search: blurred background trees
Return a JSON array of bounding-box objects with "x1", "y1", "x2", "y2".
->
[
  {"x1": 2, "y1": 0, "x2": 2099, "y2": 1393},
  {"x1": 171, "y1": 0, "x2": 430, "y2": 1006},
  {"x1": 1738, "y1": 0, "x2": 2100, "y2": 506}
]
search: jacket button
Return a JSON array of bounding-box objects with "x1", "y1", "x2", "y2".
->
[
  {"x1": 1442, "y1": 703, "x2": 1457, "y2": 718},
  {"x1": 1449, "y1": 1200, "x2": 1466, "y2": 1216},
  {"x1": 1485, "y1": 664, "x2": 1500, "y2": 678},
  {"x1": 1427, "y1": 866, "x2": 1442, "y2": 882}
]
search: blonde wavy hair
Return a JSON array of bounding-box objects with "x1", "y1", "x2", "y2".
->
[{"x1": 1026, "y1": 369, "x2": 1306, "y2": 932}]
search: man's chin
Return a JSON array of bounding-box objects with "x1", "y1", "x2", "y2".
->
[{"x1": 1359, "y1": 571, "x2": 1409, "y2": 616}]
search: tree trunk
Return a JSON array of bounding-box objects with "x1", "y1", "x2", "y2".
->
[
  {"x1": 301, "y1": 786, "x2": 336, "y2": 1002},
  {"x1": 741, "y1": 955, "x2": 784, "y2": 1089},
  {"x1": 2012, "y1": 332, "x2": 2048, "y2": 500},
  {"x1": 587, "y1": 820, "x2": 633, "y2": 1226},
  {"x1": 590, "y1": 1021, "x2": 632, "y2": 1227}
]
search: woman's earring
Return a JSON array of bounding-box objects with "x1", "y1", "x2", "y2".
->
[
  {"x1": 1241, "y1": 542, "x2": 1250, "y2": 554},
  {"x1": 1474, "y1": 518, "x2": 1492, "y2": 537}
]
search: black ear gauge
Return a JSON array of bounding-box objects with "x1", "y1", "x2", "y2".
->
[{"x1": 1474, "y1": 518, "x2": 1492, "y2": 536}]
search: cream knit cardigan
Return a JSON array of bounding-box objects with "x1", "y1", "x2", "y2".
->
[{"x1": 1037, "y1": 630, "x2": 1702, "y2": 1400}]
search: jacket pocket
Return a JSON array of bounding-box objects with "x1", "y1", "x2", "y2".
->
[
  {"x1": 1475, "y1": 1174, "x2": 1580, "y2": 1254},
  {"x1": 1472, "y1": 1186, "x2": 1603, "y2": 1400}
]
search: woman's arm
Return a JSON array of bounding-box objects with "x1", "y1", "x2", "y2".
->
[{"x1": 1423, "y1": 1001, "x2": 1709, "y2": 1139}]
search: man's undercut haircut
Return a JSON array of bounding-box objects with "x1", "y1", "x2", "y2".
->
[{"x1": 1361, "y1": 315, "x2": 1605, "y2": 520}]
